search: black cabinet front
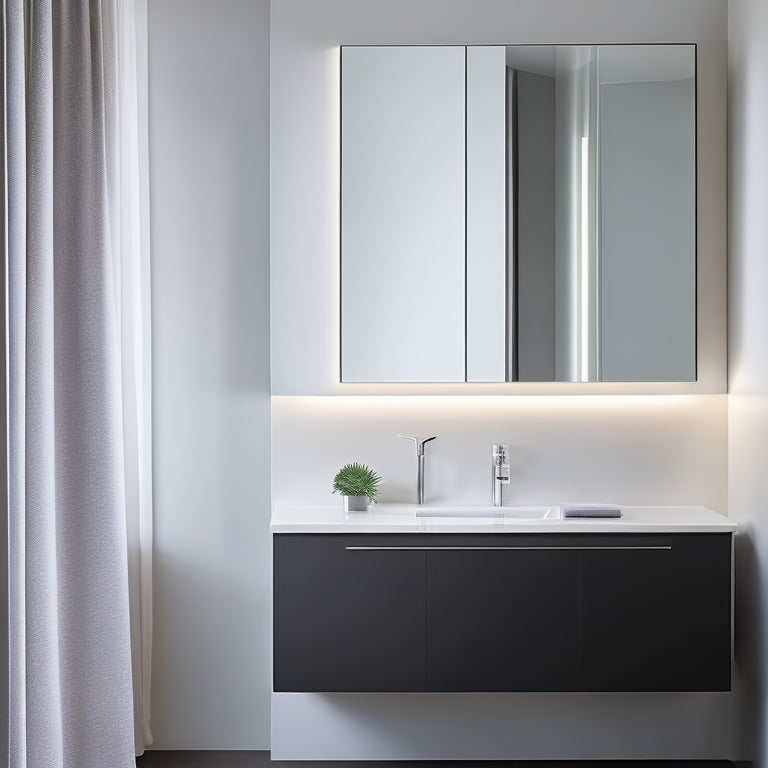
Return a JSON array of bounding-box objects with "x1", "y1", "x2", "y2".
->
[
  {"x1": 273, "y1": 532, "x2": 731, "y2": 693},
  {"x1": 273, "y1": 534, "x2": 426, "y2": 692},
  {"x1": 426, "y1": 547, "x2": 582, "y2": 691},
  {"x1": 582, "y1": 533, "x2": 732, "y2": 692}
]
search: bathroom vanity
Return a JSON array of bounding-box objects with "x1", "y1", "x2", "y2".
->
[{"x1": 272, "y1": 506, "x2": 735, "y2": 694}]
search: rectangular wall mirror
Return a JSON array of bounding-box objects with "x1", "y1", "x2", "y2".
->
[{"x1": 340, "y1": 44, "x2": 696, "y2": 383}]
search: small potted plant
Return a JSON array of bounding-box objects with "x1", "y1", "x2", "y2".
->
[{"x1": 332, "y1": 462, "x2": 382, "y2": 512}]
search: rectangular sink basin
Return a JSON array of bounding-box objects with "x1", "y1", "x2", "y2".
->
[{"x1": 415, "y1": 505, "x2": 559, "y2": 521}]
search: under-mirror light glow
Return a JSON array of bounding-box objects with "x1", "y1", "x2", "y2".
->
[
  {"x1": 580, "y1": 136, "x2": 590, "y2": 383},
  {"x1": 273, "y1": 393, "x2": 719, "y2": 410}
]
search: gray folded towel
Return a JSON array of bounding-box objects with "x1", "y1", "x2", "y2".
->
[{"x1": 561, "y1": 503, "x2": 622, "y2": 518}]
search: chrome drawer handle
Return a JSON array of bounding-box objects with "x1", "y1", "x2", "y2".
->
[{"x1": 345, "y1": 546, "x2": 672, "y2": 551}]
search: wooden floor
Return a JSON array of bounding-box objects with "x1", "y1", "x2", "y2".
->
[{"x1": 136, "y1": 754, "x2": 738, "y2": 768}]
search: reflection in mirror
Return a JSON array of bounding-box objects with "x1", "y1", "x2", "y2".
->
[
  {"x1": 596, "y1": 46, "x2": 696, "y2": 381},
  {"x1": 341, "y1": 46, "x2": 466, "y2": 383},
  {"x1": 340, "y1": 44, "x2": 696, "y2": 383}
]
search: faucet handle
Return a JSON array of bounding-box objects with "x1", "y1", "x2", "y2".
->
[
  {"x1": 493, "y1": 444, "x2": 511, "y2": 482},
  {"x1": 397, "y1": 435, "x2": 436, "y2": 455}
]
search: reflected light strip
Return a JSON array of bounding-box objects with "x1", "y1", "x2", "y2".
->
[{"x1": 580, "y1": 136, "x2": 590, "y2": 383}]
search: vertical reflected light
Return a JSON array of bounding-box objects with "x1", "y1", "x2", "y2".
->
[{"x1": 580, "y1": 136, "x2": 590, "y2": 382}]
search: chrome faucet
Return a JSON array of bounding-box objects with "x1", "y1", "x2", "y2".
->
[
  {"x1": 397, "y1": 435, "x2": 436, "y2": 505},
  {"x1": 492, "y1": 444, "x2": 510, "y2": 507}
]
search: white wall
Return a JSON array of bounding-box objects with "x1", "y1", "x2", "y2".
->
[
  {"x1": 148, "y1": 0, "x2": 270, "y2": 749},
  {"x1": 273, "y1": 396, "x2": 727, "y2": 511},
  {"x1": 728, "y1": 0, "x2": 768, "y2": 764},
  {"x1": 271, "y1": 3, "x2": 729, "y2": 758},
  {"x1": 271, "y1": 0, "x2": 727, "y2": 396},
  {"x1": 143, "y1": 0, "x2": 730, "y2": 755}
]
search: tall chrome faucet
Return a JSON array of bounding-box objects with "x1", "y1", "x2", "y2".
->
[
  {"x1": 397, "y1": 435, "x2": 436, "y2": 505},
  {"x1": 492, "y1": 444, "x2": 511, "y2": 507}
]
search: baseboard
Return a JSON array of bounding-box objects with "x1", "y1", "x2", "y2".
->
[{"x1": 271, "y1": 692, "x2": 730, "y2": 761}]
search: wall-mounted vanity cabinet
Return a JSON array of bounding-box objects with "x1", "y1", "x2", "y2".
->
[
  {"x1": 273, "y1": 529, "x2": 732, "y2": 693},
  {"x1": 341, "y1": 44, "x2": 696, "y2": 383}
]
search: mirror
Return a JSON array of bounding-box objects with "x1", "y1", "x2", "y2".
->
[{"x1": 340, "y1": 44, "x2": 696, "y2": 383}]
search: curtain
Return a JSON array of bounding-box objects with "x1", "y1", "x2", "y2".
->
[{"x1": 3, "y1": 1, "x2": 152, "y2": 765}]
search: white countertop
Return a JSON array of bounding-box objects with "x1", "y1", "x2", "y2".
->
[{"x1": 271, "y1": 503, "x2": 736, "y2": 534}]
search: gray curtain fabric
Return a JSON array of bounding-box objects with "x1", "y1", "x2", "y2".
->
[{"x1": 4, "y1": 2, "x2": 138, "y2": 766}]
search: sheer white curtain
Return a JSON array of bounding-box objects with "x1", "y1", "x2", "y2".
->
[
  {"x1": 114, "y1": 0, "x2": 154, "y2": 755},
  {"x1": 3, "y1": 1, "x2": 152, "y2": 765}
]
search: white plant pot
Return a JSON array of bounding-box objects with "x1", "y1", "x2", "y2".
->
[{"x1": 344, "y1": 495, "x2": 368, "y2": 513}]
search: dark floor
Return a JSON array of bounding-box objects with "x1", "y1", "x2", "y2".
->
[{"x1": 136, "y1": 754, "x2": 739, "y2": 768}]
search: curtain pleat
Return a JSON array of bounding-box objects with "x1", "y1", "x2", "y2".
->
[
  {"x1": 23, "y1": 3, "x2": 65, "y2": 767},
  {"x1": 113, "y1": 0, "x2": 153, "y2": 753},
  {"x1": 4, "y1": 1, "x2": 152, "y2": 765},
  {"x1": 6, "y1": 1, "x2": 31, "y2": 761}
]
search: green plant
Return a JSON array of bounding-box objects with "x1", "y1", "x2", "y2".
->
[{"x1": 332, "y1": 463, "x2": 382, "y2": 501}]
